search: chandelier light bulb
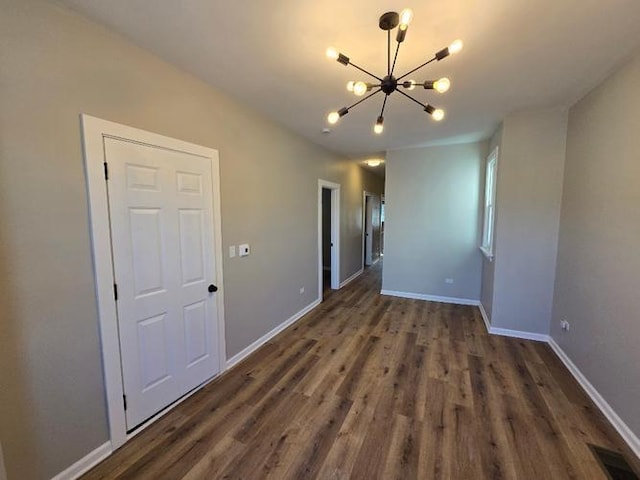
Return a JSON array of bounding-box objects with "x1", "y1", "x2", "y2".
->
[
  {"x1": 346, "y1": 81, "x2": 355, "y2": 92},
  {"x1": 353, "y1": 81, "x2": 368, "y2": 96},
  {"x1": 434, "y1": 77, "x2": 451, "y2": 93},
  {"x1": 449, "y1": 39, "x2": 464, "y2": 55},
  {"x1": 407, "y1": 79, "x2": 416, "y2": 91},
  {"x1": 326, "y1": 47, "x2": 339, "y2": 60},
  {"x1": 399, "y1": 8, "x2": 414, "y2": 26},
  {"x1": 374, "y1": 116, "x2": 384, "y2": 134},
  {"x1": 432, "y1": 109, "x2": 445, "y2": 121},
  {"x1": 327, "y1": 111, "x2": 340, "y2": 124}
]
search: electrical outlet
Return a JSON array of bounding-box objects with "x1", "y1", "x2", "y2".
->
[
  {"x1": 560, "y1": 319, "x2": 570, "y2": 331},
  {"x1": 299, "y1": 287, "x2": 305, "y2": 294}
]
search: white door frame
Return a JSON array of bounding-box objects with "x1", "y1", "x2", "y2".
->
[
  {"x1": 318, "y1": 180, "x2": 340, "y2": 297},
  {"x1": 81, "y1": 115, "x2": 226, "y2": 450},
  {"x1": 362, "y1": 190, "x2": 377, "y2": 269}
]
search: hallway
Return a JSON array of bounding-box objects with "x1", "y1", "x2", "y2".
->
[{"x1": 83, "y1": 262, "x2": 639, "y2": 479}]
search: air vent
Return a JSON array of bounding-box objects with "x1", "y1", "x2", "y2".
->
[{"x1": 589, "y1": 444, "x2": 639, "y2": 480}]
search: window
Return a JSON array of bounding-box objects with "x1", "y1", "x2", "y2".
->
[{"x1": 480, "y1": 147, "x2": 498, "y2": 259}]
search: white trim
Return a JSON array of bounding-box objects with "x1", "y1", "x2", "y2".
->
[
  {"x1": 362, "y1": 191, "x2": 380, "y2": 269},
  {"x1": 226, "y1": 298, "x2": 321, "y2": 370},
  {"x1": 54, "y1": 295, "x2": 322, "y2": 478},
  {"x1": 318, "y1": 180, "x2": 341, "y2": 298},
  {"x1": 51, "y1": 442, "x2": 112, "y2": 480},
  {"x1": 81, "y1": 115, "x2": 226, "y2": 450},
  {"x1": 480, "y1": 147, "x2": 498, "y2": 257},
  {"x1": 478, "y1": 302, "x2": 492, "y2": 333},
  {"x1": 488, "y1": 327, "x2": 550, "y2": 342},
  {"x1": 380, "y1": 290, "x2": 480, "y2": 306},
  {"x1": 477, "y1": 304, "x2": 640, "y2": 458},
  {"x1": 548, "y1": 338, "x2": 640, "y2": 459},
  {"x1": 477, "y1": 303, "x2": 550, "y2": 341},
  {"x1": 479, "y1": 245, "x2": 494, "y2": 261},
  {"x1": 339, "y1": 268, "x2": 363, "y2": 288}
]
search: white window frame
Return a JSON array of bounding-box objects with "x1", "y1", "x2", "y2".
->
[{"x1": 480, "y1": 147, "x2": 498, "y2": 260}]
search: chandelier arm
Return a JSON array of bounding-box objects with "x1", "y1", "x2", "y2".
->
[
  {"x1": 390, "y1": 41, "x2": 401, "y2": 77},
  {"x1": 397, "y1": 56, "x2": 437, "y2": 82},
  {"x1": 346, "y1": 88, "x2": 383, "y2": 111},
  {"x1": 348, "y1": 62, "x2": 383, "y2": 82},
  {"x1": 380, "y1": 94, "x2": 389, "y2": 118},
  {"x1": 396, "y1": 88, "x2": 427, "y2": 109}
]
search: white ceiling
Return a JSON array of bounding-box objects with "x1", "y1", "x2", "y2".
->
[{"x1": 56, "y1": 0, "x2": 640, "y2": 158}]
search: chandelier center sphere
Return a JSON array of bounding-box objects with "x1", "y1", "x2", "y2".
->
[{"x1": 381, "y1": 75, "x2": 398, "y2": 95}]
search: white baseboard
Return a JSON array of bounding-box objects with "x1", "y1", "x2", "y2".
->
[
  {"x1": 488, "y1": 327, "x2": 550, "y2": 342},
  {"x1": 380, "y1": 289, "x2": 480, "y2": 306},
  {"x1": 339, "y1": 268, "x2": 363, "y2": 288},
  {"x1": 51, "y1": 298, "x2": 322, "y2": 479},
  {"x1": 477, "y1": 303, "x2": 549, "y2": 342},
  {"x1": 226, "y1": 298, "x2": 321, "y2": 370},
  {"x1": 478, "y1": 304, "x2": 639, "y2": 459},
  {"x1": 51, "y1": 442, "x2": 111, "y2": 480},
  {"x1": 478, "y1": 303, "x2": 491, "y2": 333},
  {"x1": 548, "y1": 338, "x2": 640, "y2": 459}
]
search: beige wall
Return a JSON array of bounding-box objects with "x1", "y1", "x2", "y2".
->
[
  {"x1": 551, "y1": 52, "x2": 640, "y2": 438},
  {"x1": 0, "y1": 0, "x2": 382, "y2": 478},
  {"x1": 483, "y1": 108, "x2": 567, "y2": 334},
  {"x1": 382, "y1": 142, "x2": 487, "y2": 301}
]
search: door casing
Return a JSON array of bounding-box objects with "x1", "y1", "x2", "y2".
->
[
  {"x1": 81, "y1": 115, "x2": 226, "y2": 450},
  {"x1": 317, "y1": 180, "x2": 340, "y2": 297},
  {"x1": 362, "y1": 191, "x2": 380, "y2": 269}
]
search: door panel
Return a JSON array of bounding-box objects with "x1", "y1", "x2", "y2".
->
[
  {"x1": 179, "y1": 209, "x2": 205, "y2": 286},
  {"x1": 105, "y1": 137, "x2": 220, "y2": 430},
  {"x1": 129, "y1": 208, "x2": 165, "y2": 296},
  {"x1": 183, "y1": 300, "x2": 208, "y2": 366},
  {"x1": 137, "y1": 313, "x2": 170, "y2": 391}
]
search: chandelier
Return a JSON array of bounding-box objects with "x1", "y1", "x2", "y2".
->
[{"x1": 325, "y1": 8, "x2": 463, "y2": 134}]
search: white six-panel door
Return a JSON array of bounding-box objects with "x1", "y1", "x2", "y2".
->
[{"x1": 105, "y1": 137, "x2": 220, "y2": 430}]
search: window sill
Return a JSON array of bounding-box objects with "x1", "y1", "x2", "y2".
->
[{"x1": 480, "y1": 246, "x2": 494, "y2": 261}]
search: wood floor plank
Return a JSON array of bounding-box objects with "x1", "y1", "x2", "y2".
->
[
  {"x1": 282, "y1": 393, "x2": 353, "y2": 480},
  {"x1": 350, "y1": 385, "x2": 400, "y2": 480},
  {"x1": 315, "y1": 400, "x2": 376, "y2": 480},
  {"x1": 417, "y1": 378, "x2": 450, "y2": 480},
  {"x1": 381, "y1": 414, "x2": 420, "y2": 480},
  {"x1": 81, "y1": 262, "x2": 639, "y2": 480}
]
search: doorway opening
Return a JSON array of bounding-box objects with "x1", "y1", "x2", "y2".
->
[
  {"x1": 318, "y1": 180, "x2": 340, "y2": 299},
  {"x1": 322, "y1": 188, "x2": 332, "y2": 292},
  {"x1": 362, "y1": 191, "x2": 382, "y2": 269}
]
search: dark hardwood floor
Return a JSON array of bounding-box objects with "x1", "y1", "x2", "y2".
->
[{"x1": 83, "y1": 262, "x2": 640, "y2": 479}]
